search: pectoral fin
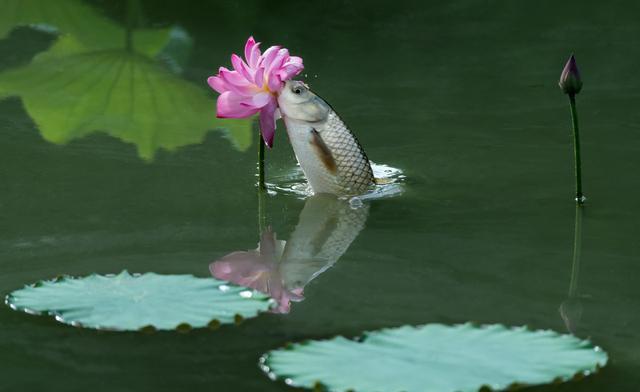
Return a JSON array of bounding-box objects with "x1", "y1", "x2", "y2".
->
[
  {"x1": 374, "y1": 177, "x2": 394, "y2": 185},
  {"x1": 310, "y1": 129, "x2": 337, "y2": 174}
]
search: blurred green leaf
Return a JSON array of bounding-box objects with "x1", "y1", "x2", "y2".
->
[
  {"x1": 0, "y1": 0, "x2": 170, "y2": 56},
  {"x1": 0, "y1": 0, "x2": 252, "y2": 158},
  {"x1": 0, "y1": 37, "x2": 251, "y2": 159},
  {"x1": 262, "y1": 323, "x2": 608, "y2": 392},
  {"x1": 157, "y1": 26, "x2": 194, "y2": 74},
  {"x1": 6, "y1": 271, "x2": 273, "y2": 331}
]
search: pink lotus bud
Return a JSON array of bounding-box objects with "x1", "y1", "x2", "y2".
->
[{"x1": 559, "y1": 54, "x2": 582, "y2": 95}]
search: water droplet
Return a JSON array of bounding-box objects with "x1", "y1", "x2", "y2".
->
[
  {"x1": 24, "y1": 307, "x2": 40, "y2": 315},
  {"x1": 349, "y1": 197, "x2": 363, "y2": 209},
  {"x1": 240, "y1": 290, "x2": 253, "y2": 298}
]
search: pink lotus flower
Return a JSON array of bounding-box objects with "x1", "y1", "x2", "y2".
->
[{"x1": 207, "y1": 37, "x2": 304, "y2": 148}]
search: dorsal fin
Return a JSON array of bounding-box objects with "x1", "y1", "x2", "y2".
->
[{"x1": 310, "y1": 129, "x2": 337, "y2": 174}]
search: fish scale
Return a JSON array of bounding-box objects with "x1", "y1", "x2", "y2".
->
[
  {"x1": 320, "y1": 111, "x2": 374, "y2": 194},
  {"x1": 283, "y1": 109, "x2": 374, "y2": 196}
]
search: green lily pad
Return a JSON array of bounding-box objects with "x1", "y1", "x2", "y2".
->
[
  {"x1": 261, "y1": 323, "x2": 608, "y2": 392},
  {"x1": 5, "y1": 271, "x2": 273, "y2": 331}
]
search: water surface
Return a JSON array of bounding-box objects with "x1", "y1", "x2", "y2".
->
[{"x1": 1, "y1": 1, "x2": 639, "y2": 391}]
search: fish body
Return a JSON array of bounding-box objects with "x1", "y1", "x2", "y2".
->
[{"x1": 277, "y1": 81, "x2": 374, "y2": 196}]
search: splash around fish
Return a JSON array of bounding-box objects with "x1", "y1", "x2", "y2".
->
[{"x1": 267, "y1": 162, "x2": 405, "y2": 204}]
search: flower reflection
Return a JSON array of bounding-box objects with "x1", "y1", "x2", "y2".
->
[
  {"x1": 211, "y1": 228, "x2": 303, "y2": 313},
  {"x1": 210, "y1": 194, "x2": 369, "y2": 313}
]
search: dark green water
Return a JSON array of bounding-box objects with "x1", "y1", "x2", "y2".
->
[{"x1": 1, "y1": 0, "x2": 639, "y2": 390}]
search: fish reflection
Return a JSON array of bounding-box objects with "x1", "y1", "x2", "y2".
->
[{"x1": 210, "y1": 195, "x2": 369, "y2": 313}]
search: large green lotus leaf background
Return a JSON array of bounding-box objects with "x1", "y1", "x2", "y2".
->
[
  {"x1": 0, "y1": 39, "x2": 252, "y2": 159},
  {"x1": 262, "y1": 323, "x2": 608, "y2": 392},
  {"x1": 0, "y1": 0, "x2": 252, "y2": 158},
  {"x1": 0, "y1": 0, "x2": 170, "y2": 57},
  {"x1": 6, "y1": 271, "x2": 273, "y2": 331}
]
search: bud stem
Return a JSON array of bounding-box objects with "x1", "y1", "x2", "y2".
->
[{"x1": 568, "y1": 94, "x2": 584, "y2": 203}]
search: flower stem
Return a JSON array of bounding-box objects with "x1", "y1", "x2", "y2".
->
[{"x1": 569, "y1": 94, "x2": 584, "y2": 203}]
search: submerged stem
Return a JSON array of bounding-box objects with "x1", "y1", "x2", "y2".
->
[
  {"x1": 569, "y1": 94, "x2": 584, "y2": 203},
  {"x1": 257, "y1": 127, "x2": 266, "y2": 234},
  {"x1": 258, "y1": 187, "x2": 266, "y2": 234},
  {"x1": 568, "y1": 203, "x2": 583, "y2": 296},
  {"x1": 258, "y1": 136, "x2": 266, "y2": 191}
]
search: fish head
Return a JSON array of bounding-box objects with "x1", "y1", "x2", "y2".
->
[{"x1": 278, "y1": 80, "x2": 330, "y2": 122}]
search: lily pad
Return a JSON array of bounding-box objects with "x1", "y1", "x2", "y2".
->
[
  {"x1": 5, "y1": 271, "x2": 273, "y2": 331},
  {"x1": 261, "y1": 323, "x2": 608, "y2": 392}
]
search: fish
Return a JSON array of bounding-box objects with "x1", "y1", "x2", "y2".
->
[{"x1": 277, "y1": 80, "x2": 375, "y2": 196}]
